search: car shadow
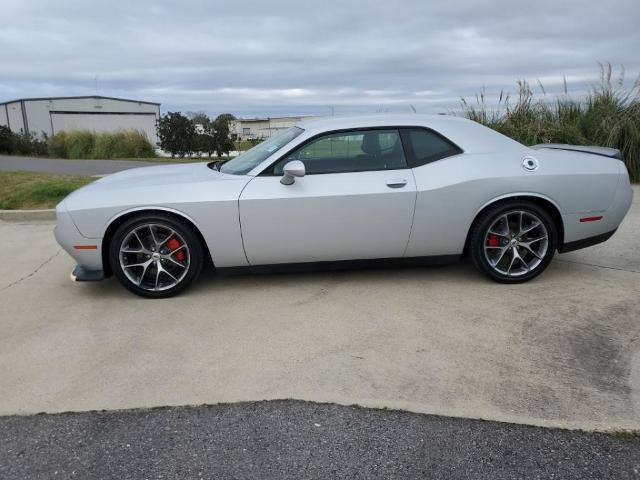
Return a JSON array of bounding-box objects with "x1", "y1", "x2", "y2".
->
[{"x1": 76, "y1": 259, "x2": 480, "y2": 301}]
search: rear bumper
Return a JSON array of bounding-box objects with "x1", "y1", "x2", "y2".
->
[
  {"x1": 558, "y1": 229, "x2": 617, "y2": 253},
  {"x1": 71, "y1": 265, "x2": 105, "y2": 282},
  {"x1": 560, "y1": 169, "x2": 633, "y2": 248}
]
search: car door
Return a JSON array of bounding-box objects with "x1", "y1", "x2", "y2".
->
[{"x1": 238, "y1": 128, "x2": 417, "y2": 265}]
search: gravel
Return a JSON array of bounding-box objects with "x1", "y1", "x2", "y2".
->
[{"x1": 1, "y1": 400, "x2": 639, "y2": 479}]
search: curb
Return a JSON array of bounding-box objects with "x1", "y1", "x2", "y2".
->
[{"x1": 0, "y1": 209, "x2": 56, "y2": 222}]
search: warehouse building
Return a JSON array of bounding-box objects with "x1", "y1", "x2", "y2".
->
[
  {"x1": 230, "y1": 115, "x2": 315, "y2": 140},
  {"x1": 0, "y1": 95, "x2": 161, "y2": 144}
]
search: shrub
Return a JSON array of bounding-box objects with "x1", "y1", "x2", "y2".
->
[
  {"x1": 16, "y1": 132, "x2": 48, "y2": 156},
  {"x1": 47, "y1": 130, "x2": 156, "y2": 159},
  {"x1": 93, "y1": 130, "x2": 155, "y2": 159},
  {"x1": 0, "y1": 126, "x2": 15, "y2": 154},
  {"x1": 66, "y1": 130, "x2": 95, "y2": 159},
  {"x1": 118, "y1": 130, "x2": 156, "y2": 158},
  {"x1": 47, "y1": 131, "x2": 68, "y2": 158},
  {"x1": 0, "y1": 127, "x2": 48, "y2": 156},
  {"x1": 90, "y1": 132, "x2": 116, "y2": 159},
  {"x1": 460, "y1": 64, "x2": 640, "y2": 182}
]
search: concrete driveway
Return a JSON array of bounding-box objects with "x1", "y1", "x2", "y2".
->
[{"x1": 0, "y1": 188, "x2": 638, "y2": 431}]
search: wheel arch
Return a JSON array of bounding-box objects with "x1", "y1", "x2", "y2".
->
[
  {"x1": 463, "y1": 193, "x2": 565, "y2": 255},
  {"x1": 101, "y1": 207, "x2": 214, "y2": 277}
]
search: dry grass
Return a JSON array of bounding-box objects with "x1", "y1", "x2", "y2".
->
[
  {"x1": 460, "y1": 64, "x2": 640, "y2": 182},
  {"x1": 48, "y1": 130, "x2": 156, "y2": 159}
]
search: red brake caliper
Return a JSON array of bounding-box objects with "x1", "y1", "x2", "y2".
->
[
  {"x1": 487, "y1": 234, "x2": 500, "y2": 247},
  {"x1": 165, "y1": 236, "x2": 185, "y2": 262}
]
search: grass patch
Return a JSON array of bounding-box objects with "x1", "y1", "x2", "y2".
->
[{"x1": 0, "y1": 171, "x2": 94, "y2": 210}]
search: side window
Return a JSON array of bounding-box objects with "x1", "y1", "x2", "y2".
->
[
  {"x1": 402, "y1": 128, "x2": 462, "y2": 167},
  {"x1": 273, "y1": 129, "x2": 407, "y2": 175}
]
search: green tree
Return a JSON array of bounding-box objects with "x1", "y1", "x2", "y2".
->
[
  {"x1": 216, "y1": 113, "x2": 236, "y2": 123},
  {"x1": 194, "y1": 117, "x2": 218, "y2": 158},
  {"x1": 157, "y1": 112, "x2": 195, "y2": 157},
  {"x1": 213, "y1": 114, "x2": 235, "y2": 158},
  {"x1": 187, "y1": 111, "x2": 210, "y2": 126}
]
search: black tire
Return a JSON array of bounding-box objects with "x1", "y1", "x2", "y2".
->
[
  {"x1": 109, "y1": 213, "x2": 204, "y2": 298},
  {"x1": 469, "y1": 200, "x2": 557, "y2": 283}
]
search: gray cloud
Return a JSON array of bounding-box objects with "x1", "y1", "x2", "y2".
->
[{"x1": 1, "y1": 0, "x2": 638, "y2": 116}]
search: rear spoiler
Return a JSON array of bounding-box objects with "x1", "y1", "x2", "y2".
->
[{"x1": 531, "y1": 143, "x2": 622, "y2": 160}]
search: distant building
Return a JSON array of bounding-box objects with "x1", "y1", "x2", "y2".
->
[
  {"x1": 230, "y1": 115, "x2": 315, "y2": 140},
  {"x1": 0, "y1": 95, "x2": 161, "y2": 144}
]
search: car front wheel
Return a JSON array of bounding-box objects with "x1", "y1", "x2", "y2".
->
[
  {"x1": 469, "y1": 201, "x2": 557, "y2": 283},
  {"x1": 109, "y1": 213, "x2": 204, "y2": 298}
]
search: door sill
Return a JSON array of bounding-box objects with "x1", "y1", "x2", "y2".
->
[{"x1": 216, "y1": 255, "x2": 460, "y2": 276}]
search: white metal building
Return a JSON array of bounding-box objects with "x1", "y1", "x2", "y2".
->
[
  {"x1": 0, "y1": 96, "x2": 161, "y2": 144},
  {"x1": 230, "y1": 116, "x2": 316, "y2": 140}
]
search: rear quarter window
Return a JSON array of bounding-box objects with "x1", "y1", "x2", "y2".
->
[{"x1": 401, "y1": 128, "x2": 463, "y2": 167}]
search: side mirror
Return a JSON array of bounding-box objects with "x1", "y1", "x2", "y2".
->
[{"x1": 280, "y1": 160, "x2": 305, "y2": 185}]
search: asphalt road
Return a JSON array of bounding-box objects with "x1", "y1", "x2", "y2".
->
[
  {"x1": 0, "y1": 187, "x2": 639, "y2": 433},
  {"x1": 0, "y1": 154, "x2": 173, "y2": 175},
  {"x1": 1, "y1": 400, "x2": 639, "y2": 480}
]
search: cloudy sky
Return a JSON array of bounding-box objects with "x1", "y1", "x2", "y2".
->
[{"x1": 1, "y1": 0, "x2": 638, "y2": 117}]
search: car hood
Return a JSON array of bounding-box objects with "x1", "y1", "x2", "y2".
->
[
  {"x1": 91, "y1": 161, "x2": 230, "y2": 188},
  {"x1": 62, "y1": 161, "x2": 252, "y2": 217}
]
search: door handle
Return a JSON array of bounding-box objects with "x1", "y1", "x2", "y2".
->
[{"x1": 386, "y1": 179, "x2": 407, "y2": 189}]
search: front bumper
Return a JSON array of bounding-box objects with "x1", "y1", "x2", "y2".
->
[
  {"x1": 71, "y1": 265, "x2": 105, "y2": 282},
  {"x1": 54, "y1": 200, "x2": 104, "y2": 273}
]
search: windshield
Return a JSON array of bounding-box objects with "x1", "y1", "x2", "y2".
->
[{"x1": 220, "y1": 127, "x2": 304, "y2": 175}]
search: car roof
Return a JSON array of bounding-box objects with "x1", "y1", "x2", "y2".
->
[
  {"x1": 295, "y1": 113, "x2": 468, "y2": 133},
  {"x1": 293, "y1": 114, "x2": 525, "y2": 153}
]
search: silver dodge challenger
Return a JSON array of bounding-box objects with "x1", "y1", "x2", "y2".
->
[{"x1": 55, "y1": 114, "x2": 633, "y2": 298}]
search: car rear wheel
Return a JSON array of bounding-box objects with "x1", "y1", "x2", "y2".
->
[
  {"x1": 109, "y1": 213, "x2": 204, "y2": 298},
  {"x1": 469, "y1": 201, "x2": 557, "y2": 283}
]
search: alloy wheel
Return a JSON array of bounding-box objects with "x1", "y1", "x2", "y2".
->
[
  {"x1": 482, "y1": 210, "x2": 549, "y2": 277},
  {"x1": 119, "y1": 223, "x2": 190, "y2": 292}
]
